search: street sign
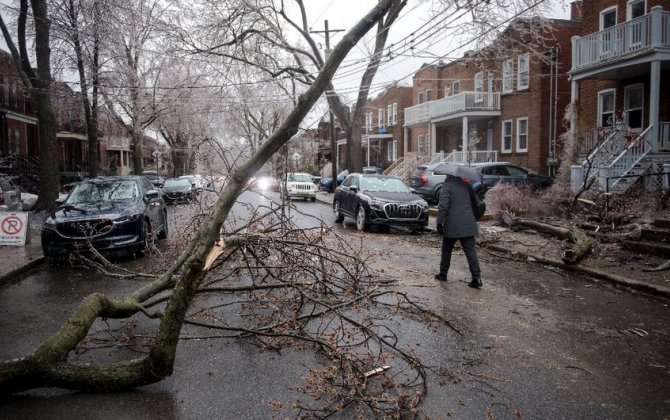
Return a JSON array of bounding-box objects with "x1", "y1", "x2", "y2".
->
[
  {"x1": 0, "y1": 212, "x2": 29, "y2": 246},
  {"x1": 152, "y1": 150, "x2": 162, "y2": 159}
]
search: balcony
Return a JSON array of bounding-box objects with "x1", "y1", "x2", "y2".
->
[
  {"x1": 404, "y1": 92, "x2": 500, "y2": 127},
  {"x1": 572, "y1": 7, "x2": 670, "y2": 75},
  {"x1": 103, "y1": 136, "x2": 131, "y2": 150}
]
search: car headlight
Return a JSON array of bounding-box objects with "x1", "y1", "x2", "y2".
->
[
  {"x1": 114, "y1": 213, "x2": 142, "y2": 224},
  {"x1": 369, "y1": 199, "x2": 385, "y2": 210},
  {"x1": 42, "y1": 217, "x2": 57, "y2": 231}
]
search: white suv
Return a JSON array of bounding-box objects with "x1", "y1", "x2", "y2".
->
[{"x1": 283, "y1": 173, "x2": 318, "y2": 201}]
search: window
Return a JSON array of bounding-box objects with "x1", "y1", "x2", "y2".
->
[
  {"x1": 600, "y1": 7, "x2": 618, "y2": 56},
  {"x1": 624, "y1": 84, "x2": 644, "y2": 131},
  {"x1": 502, "y1": 120, "x2": 513, "y2": 153},
  {"x1": 418, "y1": 134, "x2": 425, "y2": 154},
  {"x1": 387, "y1": 141, "x2": 393, "y2": 161},
  {"x1": 502, "y1": 59, "x2": 513, "y2": 93},
  {"x1": 392, "y1": 103, "x2": 398, "y2": 125},
  {"x1": 378, "y1": 108, "x2": 384, "y2": 128},
  {"x1": 387, "y1": 104, "x2": 393, "y2": 126},
  {"x1": 474, "y1": 72, "x2": 483, "y2": 102},
  {"x1": 598, "y1": 89, "x2": 616, "y2": 127},
  {"x1": 600, "y1": 6, "x2": 617, "y2": 30},
  {"x1": 365, "y1": 113, "x2": 370, "y2": 132},
  {"x1": 418, "y1": 91, "x2": 425, "y2": 103},
  {"x1": 392, "y1": 139, "x2": 397, "y2": 161},
  {"x1": 627, "y1": 0, "x2": 645, "y2": 20},
  {"x1": 452, "y1": 80, "x2": 460, "y2": 95},
  {"x1": 426, "y1": 89, "x2": 432, "y2": 101},
  {"x1": 517, "y1": 54, "x2": 529, "y2": 90},
  {"x1": 516, "y1": 118, "x2": 528, "y2": 152},
  {"x1": 367, "y1": 112, "x2": 373, "y2": 131},
  {"x1": 445, "y1": 84, "x2": 451, "y2": 97}
]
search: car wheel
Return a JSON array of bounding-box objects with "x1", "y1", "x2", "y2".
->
[
  {"x1": 138, "y1": 219, "x2": 151, "y2": 256},
  {"x1": 157, "y1": 210, "x2": 168, "y2": 239},
  {"x1": 334, "y1": 200, "x2": 344, "y2": 223},
  {"x1": 356, "y1": 206, "x2": 369, "y2": 232}
]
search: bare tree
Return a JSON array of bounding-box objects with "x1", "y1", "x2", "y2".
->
[
  {"x1": 0, "y1": 0, "x2": 60, "y2": 210},
  {"x1": 0, "y1": 5, "x2": 432, "y2": 416}
]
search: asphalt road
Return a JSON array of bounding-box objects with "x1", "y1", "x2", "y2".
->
[{"x1": 1, "y1": 189, "x2": 669, "y2": 418}]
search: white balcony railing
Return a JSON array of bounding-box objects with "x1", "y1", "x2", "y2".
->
[
  {"x1": 103, "y1": 136, "x2": 131, "y2": 149},
  {"x1": 404, "y1": 91, "x2": 500, "y2": 126},
  {"x1": 572, "y1": 7, "x2": 670, "y2": 71}
]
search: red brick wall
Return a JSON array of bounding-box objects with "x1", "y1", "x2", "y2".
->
[{"x1": 580, "y1": 0, "x2": 669, "y2": 34}]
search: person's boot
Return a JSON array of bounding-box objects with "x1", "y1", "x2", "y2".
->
[
  {"x1": 434, "y1": 273, "x2": 447, "y2": 281},
  {"x1": 468, "y1": 276, "x2": 482, "y2": 288}
]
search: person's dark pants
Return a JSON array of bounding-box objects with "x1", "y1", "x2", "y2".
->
[{"x1": 439, "y1": 236, "x2": 481, "y2": 279}]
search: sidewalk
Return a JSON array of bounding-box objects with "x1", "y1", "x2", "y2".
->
[{"x1": 0, "y1": 235, "x2": 44, "y2": 285}]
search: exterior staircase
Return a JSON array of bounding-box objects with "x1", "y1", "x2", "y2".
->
[{"x1": 572, "y1": 123, "x2": 670, "y2": 193}]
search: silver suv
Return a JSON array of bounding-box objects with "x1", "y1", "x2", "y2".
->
[{"x1": 409, "y1": 163, "x2": 446, "y2": 203}]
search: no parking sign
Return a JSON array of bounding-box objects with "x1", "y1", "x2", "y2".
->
[{"x1": 0, "y1": 212, "x2": 29, "y2": 246}]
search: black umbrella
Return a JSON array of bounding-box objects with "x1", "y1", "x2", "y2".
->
[{"x1": 432, "y1": 162, "x2": 480, "y2": 181}]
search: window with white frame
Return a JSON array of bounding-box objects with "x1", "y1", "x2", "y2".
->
[
  {"x1": 418, "y1": 134, "x2": 425, "y2": 154},
  {"x1": 392, "y1": 103, "x2": 397, "y2": 125},
  {"x1": 378, "y1": 108, "x2": 384, "y2": 128},
  {"x1": 444, "y1": 84, "x2": 451, "y2": 97},
  {"x1": 426, "y1": 89, "x2": 432, "y2": 101},
  {"x1": 387, "y1": 104, "x2": 393, "y2": 126},
  {"x1": 516, "y1": 118, "x2": 528, "y2": 152},
  {"x1": 627, "y1": 0, "x2": 645, "y2": 20},
  {"x1": 502, "y1": 120, "x2": 513, "y2": 153},
  {"x1": 367, "y1": 112, "x2": 373, "y2": 131},
  {"x1": 392, "y1": 139, "x2": 397, "y2": 161},
  {"x1": 517, "y1": 54, "x2": 529, "y2": 90},
  {"x1": 452, "y1": 81, "x2": 460, "y2": 95},
  {"x1": 598, "y1": 89, "x2": 616, "y2": 127},
  {"x1": 600, "y1": 6, "x2": 618, "y2": 56},
  {"x1": 387, "y1": 141, "x2": 393, "y2": 161},
  {"x1": 418, "y1": 91, "x2": 425, "y2": 103},
  {"x1": 474, "y1": 72, "x2": 483, "y2": 102},
  {"x1": 502, "y1": 59, "x2": 513, "y2": 93},
  {"x1": 624, "y1": 84, "x2": 644, "y2": 131}
]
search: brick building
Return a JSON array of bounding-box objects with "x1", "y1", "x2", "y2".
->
[
  {"x1": 359, "y1": 84, "x2": 413, "y2": 170},
  {"x1": 0, "y1": 50, "x2": 38, "y2": 158},
  {"x1": 402, "y1": 12, "x2": 581, "y2": 176},
  {"x1": 569, "y1": 0, "x2": 670, "y2": 191}
]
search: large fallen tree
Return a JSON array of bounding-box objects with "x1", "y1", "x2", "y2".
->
[{"x1": 1, "y1": 2, "x2": 448, "y2": 415}]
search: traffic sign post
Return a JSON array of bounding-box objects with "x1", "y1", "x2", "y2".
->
[{"x1": 0, "y1": 212, "x2": 29, "y2": 246}]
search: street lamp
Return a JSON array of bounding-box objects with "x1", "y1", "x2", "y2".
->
[{"x1": 292, "y1": 152, "x2": 301, "y2": 172}]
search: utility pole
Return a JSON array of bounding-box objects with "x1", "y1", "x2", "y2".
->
[{"x1": 311, "y1": 20, "x2": 344, "y2": 193}]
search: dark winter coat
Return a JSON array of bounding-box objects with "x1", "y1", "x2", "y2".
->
[{"x1": 436, "y1": 176, "x2": 479, "y2": 238}]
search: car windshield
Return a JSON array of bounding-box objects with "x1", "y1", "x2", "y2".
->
[
  {"x1": 165, "y1": 179, "x2": 191, "y2": 188},
  {"x1": 361, "y1": 176, "x2": 410, "y2": 193},
  {"x1": 66, "y1": 180, "x2": 138, "y2": 204},
  {"x1": 288, "y1": 174, "x2": 312, "y2": 182}
]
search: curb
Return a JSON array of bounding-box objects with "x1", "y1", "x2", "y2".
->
[
  {"x1": 485, "y1": 243, "x2": 670, "y2": 299},
  {"x1": 0, "y1": 256, "x2": 45, "y2": 286}
]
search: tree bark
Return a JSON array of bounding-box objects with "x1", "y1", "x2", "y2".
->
[{"x1": 0, "y1": 0, "x2": 401, "y2": 394}]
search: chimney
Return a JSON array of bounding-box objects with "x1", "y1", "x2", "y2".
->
[{"x1": 571, "y1": 1, "x2": 582, "y2": 20}]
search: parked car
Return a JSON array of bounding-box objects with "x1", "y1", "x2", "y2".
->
[
  {"x1": 41, "y1": 176, "x2": 168, "y2": 259},
  {"x1": 410, "y1": 163, "x2": 483, "y2": 203},
  {"x1": 142, "y1": 170, "x2": 165, "y2": 188},
  {"x1": 163, "y1": 177, "x2": 198, "y2": 204},
  {"x1": 251, "y1": 175, "x2": 281, "y2": 192},
  {"x1": 333, "y1": 173, "x2": 429, "y2": 232},
  {"x1": 179, "y1": 174, "x2": 207, "y2": 191},
  {"x1": 283, "y1": 172, "x2": 318, "y2": 201},
  {"x1": 320, "y1": 170, "x2": 349, "y2": 191},
  {"x1": 471, "y1": 162, "x2": 553, "y2": 194},
  {"x1": 409, "y1": 163, "x2": 449, "y2": 203},
  {"x1": 0, "y1": 176, "x2": 22, "y2": 211}
]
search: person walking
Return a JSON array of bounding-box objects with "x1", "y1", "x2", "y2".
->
[{"x1": 435, "y1": 174, "x2": 482, "y2": 288}]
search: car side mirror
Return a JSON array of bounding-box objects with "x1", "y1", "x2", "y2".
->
[
  {"x1": 349, "y1": 185, "x2": 358, "y2": 192},
  {"x1": 146, "y1": 190, "x2": 159, "y2": 200},
  {"x1": 55, "y1": 198, "x2": 64, "y2": 206}
]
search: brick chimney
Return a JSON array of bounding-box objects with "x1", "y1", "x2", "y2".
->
[{"x1": 571, "y1": 1, "x2": 582, "y2": 20}]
